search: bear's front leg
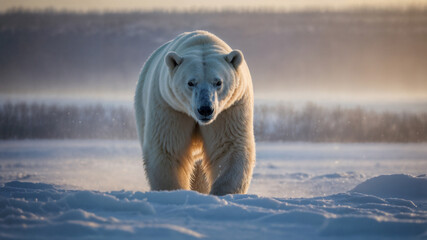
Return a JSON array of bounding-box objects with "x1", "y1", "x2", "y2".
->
[
  {"x1": 201, "y1": 103, "x2": 256, "y2": 196},
  {"x1": 143, "y1": 144, "x2": 193, "y2": 190},
  {"x1": 208, "y1": 146, "x2": 255, "y2": 196},
  {"x1": 143, "y1": 105, "x2": 196, "y2": 191}
]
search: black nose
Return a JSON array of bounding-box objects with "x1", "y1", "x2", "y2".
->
[{"x1": 198, "y1": 106, "x2": 214, "y2": 117}]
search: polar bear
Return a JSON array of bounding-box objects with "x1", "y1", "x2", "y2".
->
[{"x1": 134, "y1": 30, "x2": 255, "y2": 195}]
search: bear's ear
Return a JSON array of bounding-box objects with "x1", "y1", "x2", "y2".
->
[
  {"x1": 165, "y1": 51, "x2": 183, "y2": 73},
  {"x1": 225, "y1": 50, "x2": 244, "y2": 69}
]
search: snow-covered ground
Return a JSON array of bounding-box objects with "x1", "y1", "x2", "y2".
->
[{"x1": 0, "y1": 140, "x2": 426, "y2": 239}]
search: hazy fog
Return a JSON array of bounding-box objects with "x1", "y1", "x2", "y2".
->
[{"x1": 1, "y1": 10, "x2": 427, "y2": 111}]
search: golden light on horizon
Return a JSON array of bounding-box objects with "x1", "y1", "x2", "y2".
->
[{"x1": 1, "y1": 0, "x2": 427, "y2": 12}]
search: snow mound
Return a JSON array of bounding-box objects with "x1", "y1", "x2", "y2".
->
[
  {"x1": 351, "y1": 174, "x2": 427, "y2": 200},
  {"x1": 1, "y1": 176, "x2": 427, "y2": 239}
]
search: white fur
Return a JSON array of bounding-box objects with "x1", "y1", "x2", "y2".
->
[{"x1": 134, "y1": 30, "x2": 255, "y2": 195}]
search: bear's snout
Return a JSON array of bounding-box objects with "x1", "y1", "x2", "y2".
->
[
  {"x1": 198, "y1": 106, "x2": 214, "y2": 117},
  {"x1": 195, "y1": 87, "x2": 215, "y2": 122}
]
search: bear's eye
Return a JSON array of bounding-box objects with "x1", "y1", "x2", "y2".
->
[
  {"x1": 188, "y1": 80, "x2": 196, "y2": 87},
  {"x1": 215, "y1": 80, "x2": 222, "y2": 87}
]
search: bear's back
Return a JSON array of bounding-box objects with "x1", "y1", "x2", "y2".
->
[{"x1": 170, "y1": 30, "x2": 232, "y2": 55}]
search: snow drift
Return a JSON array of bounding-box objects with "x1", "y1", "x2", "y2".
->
[
  {"x1": 351, "y1": 174, "x2": 427, "y2": 200},
  {"x1": 1, "y1": 174, "x2": 426, "y2": 240}
]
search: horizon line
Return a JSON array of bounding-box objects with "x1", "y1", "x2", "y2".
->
[{"x1": 2, "y1": 5, "x2": 427, "y2": 14}]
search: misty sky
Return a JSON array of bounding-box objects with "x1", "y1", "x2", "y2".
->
[
  {"x1": 1, "y1": 0, "x2": 427, "y2": 12},
  {"x1": 1, "y1": 3, "x2": 427, "y2": 111}
]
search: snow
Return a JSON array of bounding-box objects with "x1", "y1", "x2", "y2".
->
[
  {"x1": 351, "y1": 174, "x2": 427, "y2": 200},
  {"x1": 0, "y1": 140, "x2": 427, "y2": 239}
]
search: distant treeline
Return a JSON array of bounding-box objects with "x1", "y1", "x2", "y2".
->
[
  {"x1": 254, "y1": 103, "x2": 427, "y2": 142},
  {"x1": 1, "y1": 102, "x2": 426, "y2": 142},
  {"x1": 0, "y1": 103, "x2": 135, "y2": 139}
]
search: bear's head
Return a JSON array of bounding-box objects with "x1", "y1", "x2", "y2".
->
[{"x1": 164, "y1": 49, "x2": 245, "y2": 125}]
